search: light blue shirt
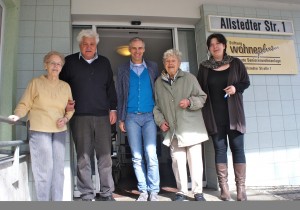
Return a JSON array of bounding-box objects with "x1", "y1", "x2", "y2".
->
[{"x1": 130, "y1": 60, "x2": 147, "y2": 76}]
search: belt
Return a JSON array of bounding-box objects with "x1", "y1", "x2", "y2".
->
[{"x1": 135, "y1": 112, "x2": 145, "y2": 115}]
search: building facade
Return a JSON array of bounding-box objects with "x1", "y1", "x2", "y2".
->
[{"x1": 0, "y1": 0, "x2": 300, "y2": 200}]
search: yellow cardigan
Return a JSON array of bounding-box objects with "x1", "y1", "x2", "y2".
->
[{"x1": 14, "y1": 75, "x2": 74, "y2": 132}]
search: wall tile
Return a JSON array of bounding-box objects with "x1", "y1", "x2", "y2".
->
[
  {"x1": 53, "y1": 6, "x2": 70, "y2": 21},
  {"x1": 270, "y1": 115, "x2": 284, "y2": 132},
  {"x1": 21, "y1": 0, "x2": 37, "y2": 6},
  {"x1": 36, "y1": 6, "x2": 53, "y2": 21},
  {"x1": 267, "y1": 86, "x2": 280, "y2": 100},
  {"x1": 18, "y1": 37, "x2": 35, "y2": 53},
  {"x1": 34, "y1": 37, "x2": 52, "y2": 53},
  {"x1": 281, "y1": 100, "x2": 295, "y2": 115},
  {"x1": 283, "y1": 115, "x2": 297, "y2": 130},
  {"x1": 19, "y1": 6, "x2": 36, "y2": 21},
  {"x1": 35, "y1": 21, "x2": 53, "y2": 37},
  {"x1": 244, "y1": 101, "x2": 256, "y2": 117},
  {"x1": 37, "y1": 0, "x2": 54, "y2": 6},
  {"x1": 254, "y1": 86, "x2": 268, "y2": 101},
  {"x1": 52, "y1": 38, "x2": 70, "y2": 54},
  {"x1": 284, "y1": 130, "x2": 298, "y2": 146},
  {"x1": 255, "y1": 101, "x2": 270, "y2": 116},
  {"x1": 16, "y1": 71, "x2": 34, "y2": 89},
  {"x1": 269, "y1": 101, "x2": 282, "y2": 115},
  {"x1": 279, "y1": 86, "x2": 293, "y2": 100},
  {"x1": 17, "y1": 54, "x2": 34, "y2": 70},
  {"x1": 19, "y1": 21, "x2": 35, "y2": 37},
  {"x1": 259, "y1": 132, "x2": 272, "y2": 148},
  {"x1": 257, "y1": 116, "x2": 271, "y2": 132},
  {"x1": 244, "y1": 132, "x2": 259, "y2": 149},
  {"x1": 52, "y1": 22, "x2": 70, "y2": 37}
]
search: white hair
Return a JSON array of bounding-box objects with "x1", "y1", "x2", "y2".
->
[
  {"x1": 76, "y1": 29, "x2": 100, "y2": 44},
  {"x1": 163, "y1": 49, "x2": 182, "y2": 63}
]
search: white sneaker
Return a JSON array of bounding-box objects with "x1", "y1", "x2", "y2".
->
[
  {"x1": 149, "y1": 192, "x2": 159, "y2": 201},
  {"x1": 136, "y1": 192, "x2": 149, "y2": 201}
]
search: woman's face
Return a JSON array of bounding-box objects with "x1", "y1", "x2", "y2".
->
[
  {"x1": 163, "y1": 55, "x2": 180, "y2": 78},
  {"x1": 44, "y1": 55, "x2": 63, "y2": 78},
  {"x1": 208, "y1": 37, "x2": 226, "y2": 61}
]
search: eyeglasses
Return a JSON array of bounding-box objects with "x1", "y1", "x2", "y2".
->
[{"x1": 48, "y1": 61, "x2": 62, "y2": 67}]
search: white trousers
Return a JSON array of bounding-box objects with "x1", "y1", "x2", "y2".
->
[{"x1": 170, "y1": 139, "x2": 203, "y2": 195}]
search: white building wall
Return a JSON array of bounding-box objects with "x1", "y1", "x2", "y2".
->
[{"x1": 198, "y1": 4, "x2": 300, "y2": 189}]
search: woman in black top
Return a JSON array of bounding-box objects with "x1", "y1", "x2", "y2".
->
[{"x1": 197, "y1": 33, "x2": 250, "y2": 201}]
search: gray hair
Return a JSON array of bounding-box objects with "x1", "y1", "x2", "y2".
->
[
  {"x1": 129, "y1": 37, "x2": 145, "y2": 48},
  {"x1": 43, "y1": 51, "x2": 65, "y2": 65},
  {"x1": 163, "y1": 49, "x2": 182, "y2": 63},
  {"x1": 76, "y1": 29, "x2": 100, "y2": 44}
]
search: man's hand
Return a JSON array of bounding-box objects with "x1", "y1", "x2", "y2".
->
[
  {"x1": 119, "y1": 121, "x2": 126, "y2": 133},
  {"x1": 109, "y1": 111, "x2": 117, "y2": 125},
  {"x1": 66, "y1": 100, "x2": 75, "y2": 112}
]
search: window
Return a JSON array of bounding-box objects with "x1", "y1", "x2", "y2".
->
[{"x1": 177, "y1": 29, "x2": 198, "y2": 76}]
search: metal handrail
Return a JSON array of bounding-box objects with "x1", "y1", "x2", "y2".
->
[
  {"x1": 0, "y1": 115, "x2": 28, "y2": 166},
  {"x1": 0, "y1": 115, "x2": 28, "y2": 148},
  {"x1": 0, "y1": 140, "x2": 28, "y2": 148},
  {"x1": 0, "y1": 115, "x2": 26, "y2": 126}
]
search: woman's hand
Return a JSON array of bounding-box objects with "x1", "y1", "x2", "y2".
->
[
  {"x1": 8, "y1": 115, "x2": 20, "y2": 121},
  {"x1": 160, "y1": 121, "x2": 170, "y2": 132},
  {"x1": 56, "y1": 117, "x2": 68, "y2": 128},
  {"x1": 179, "y1": 98, "x2": 190, "y2": 109},
  {"x1": 223, "y1": 85, "x2": 236, "y2": 97}
]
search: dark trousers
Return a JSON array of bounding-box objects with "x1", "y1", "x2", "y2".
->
[
  {"x1": 211, "y1": 125, "x2": 246, "y2": 164},
  {"x1": 70, "y1": 115, "x2": 114, "y2": 199}
]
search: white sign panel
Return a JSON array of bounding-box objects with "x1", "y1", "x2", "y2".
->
[{"x1": 208, "y1": 15, "x2": 294, "y2": 35}]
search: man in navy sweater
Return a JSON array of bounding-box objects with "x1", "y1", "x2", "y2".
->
[
  {"x1": 116, "y1": 37, "x2": 160, "y2": 201},
  {"x1": 60, "y1": 29, "x2": 117, "y2": 201}
]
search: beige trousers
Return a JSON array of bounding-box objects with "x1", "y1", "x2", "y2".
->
[{"x1": 170, "y1": 138, "x2": 203, "y2": 195}]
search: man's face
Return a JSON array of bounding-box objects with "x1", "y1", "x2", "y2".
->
[
  {"x1": 79, "y1": 37, "x2": 97, "y2": 60},
  {"x1": 129, "y1": 40, "x2": 145, "y2": 63}
]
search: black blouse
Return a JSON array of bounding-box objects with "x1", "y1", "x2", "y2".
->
[{"x1": 207, "y1": 67, "x2": 230, "y2": 126}]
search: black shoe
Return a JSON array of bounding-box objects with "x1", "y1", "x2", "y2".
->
[
  {"x1": 81, "y1": 198, "x2": 94, "y2": 201},
  {"x1": 99, "y1": 195, "x2": 116, "y2": 201},
  {"x1": 194, "y1": 193, "x2": 206, "y2": 201},
  {"x1": 173, "y1": 193, "x2": 187, "y2": 201}
]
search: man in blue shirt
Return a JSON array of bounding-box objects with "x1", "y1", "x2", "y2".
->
[{"x1": 116, "y1": 37, "x2": 160, "y2": 201}]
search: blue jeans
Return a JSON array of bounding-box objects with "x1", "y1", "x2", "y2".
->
[{"x1": 125, "y1": 113, "x2": 160, "y2": 193}]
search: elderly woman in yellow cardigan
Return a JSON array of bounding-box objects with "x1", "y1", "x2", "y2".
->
[{"x1": 8, "y1": 51, "x2": 74, "y2": 201}]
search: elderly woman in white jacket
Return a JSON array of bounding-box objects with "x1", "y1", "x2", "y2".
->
[{"x1": 153, "y1": 49, "x2": 208, "y2": 201}]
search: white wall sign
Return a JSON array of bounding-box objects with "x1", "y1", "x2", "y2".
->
[{"x1": 208, "y1": 15, "x2": 294, "y2": 35}]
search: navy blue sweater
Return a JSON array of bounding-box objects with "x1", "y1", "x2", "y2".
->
[{"x1": 60, "y1": 52, "x2": 117, "y2": 116}]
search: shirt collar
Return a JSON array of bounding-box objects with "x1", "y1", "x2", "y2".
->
[
  {"x1": 130, "y1": 59, "x2": 147, "y2": 69},
  {"x1": 79, "y1": 52, "x2": 98, "y2": 63}
]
